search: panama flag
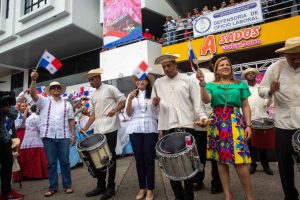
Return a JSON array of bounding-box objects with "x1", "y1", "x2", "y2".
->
[
  {"x1": 38, "y1": 50, "x2": 63, "y2": 74},
  {"x1": 133, "y1": 61, "x2": 150, "y2": 80},
  {"x1": 188, "y1": 40, "x2": 198, "y2": 72},
  {"x1": 36, "y1": 86, "x2": 45, "y2": 94}
]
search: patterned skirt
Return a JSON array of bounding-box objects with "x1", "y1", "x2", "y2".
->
[{"x1": 207, "y1": 106, "x2": 251, "y2": 164}]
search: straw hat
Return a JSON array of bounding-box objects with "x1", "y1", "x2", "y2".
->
[
  {"x1": 241, "y1": 68, "x2": 259, "y2": 80},
  {"x1": 131, "y1": 74, "x2": 155, "y2": 86},
  {"x1": 195, "y1": 54, "x2": 213, "y2": 64},
  {"x1": 11, "y1": 138, "x2": 20, "y2": 149},
  {"x1": 85, "y1": 68, "x2": 104, "y2": 79},
  {"x1": 275, "y1": 36, "x2": 300, "y2": 54},
  {"x1": 44, "y1": 81, "x2": 66, "y2": 95},
  {"x1": 154, "y1": 53, "x2": 180, "y2": 65}
]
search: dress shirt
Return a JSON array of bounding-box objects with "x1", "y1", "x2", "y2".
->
[
  {"x1": 259, "y1": 58, "x2": 300, "y2": 129},
  {"x1": 125, "y1": 90, "x2": 158, "y2": 134},
  {"x1": 90, "y1": 83, "x2": 126, "y2": 134},
  {"x1": 248, "y1": 83, "x2": 271, "y2": 120},
  {"x1": 152, "y1": 73, "x2": 207, "y2": 130},
  {"x1": 78, "y1": 115, "x2": 94, "y2": 132},
  {"x1": 36, "y1": 95, "x2": 74, "y2": 139}
]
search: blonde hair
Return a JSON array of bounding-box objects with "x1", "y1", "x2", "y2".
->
[{"x1": 213, "y1": 56, "x2": 239, "y2": 83}]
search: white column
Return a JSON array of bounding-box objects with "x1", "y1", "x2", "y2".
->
[{"x1": 23, "y1": 69, "x2": 29, "y2": 90}]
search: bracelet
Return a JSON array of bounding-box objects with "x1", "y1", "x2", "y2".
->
[
  {"x1": 72, "y1": 135, "x2": 76, "y2": 138},
  {"x1": 199, "y1": 82, "x2": 206, "y2": 87}
]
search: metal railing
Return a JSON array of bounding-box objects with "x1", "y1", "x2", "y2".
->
[
  {"x1": 163, "y1": 0, "x2": 300, "y2": 46},
  {"x1": 232, "y1": 57, "x2": 283, "y2": 74}
]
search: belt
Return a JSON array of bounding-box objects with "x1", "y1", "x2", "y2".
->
[{"x1": 169, "y1": 127, "x2": 194, "y2": 133}]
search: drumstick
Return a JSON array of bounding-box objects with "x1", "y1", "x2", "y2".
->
[{"x1": 81, "y1": 131, "x2": 89, "y2": 137}]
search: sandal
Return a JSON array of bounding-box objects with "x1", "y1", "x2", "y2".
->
[
  {"x1": 44, "y1": 190, "x2": 57, "y2": 197},
  {"x1": 64, "y1": 188, "x2": 73, "y2": 194}
]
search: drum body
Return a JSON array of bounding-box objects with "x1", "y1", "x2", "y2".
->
[
  {"x1": 251, "y1": 118, "x2": 275, "y2": 149},
  {"x1": 156, "y1": 132, "x2": 202, "y2": 181},
  {"x1": 292, "y1": 129, "x2": 300, "y2": 164},
  {"x1": 76, "y1": 134, "x2": 112, "y2": 177}
]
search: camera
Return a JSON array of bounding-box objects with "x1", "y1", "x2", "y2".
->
[{"x1": 0, "y1": 91, "x2": 16, "y2": 107}]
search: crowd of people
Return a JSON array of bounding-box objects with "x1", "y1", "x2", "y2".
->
[
  {"x1": 163, "y1": 0, "x2": 300, "y2": 45},
  {"x1": 0, "y1": 36, "x2": 299, "y2": 200}
]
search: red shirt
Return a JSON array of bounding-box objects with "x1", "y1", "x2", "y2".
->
[{"x1": 143, "y1": 32, "x2": 153, "y2": 39}]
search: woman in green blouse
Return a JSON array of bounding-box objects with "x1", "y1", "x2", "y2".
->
[{"x1": 196, "y1": 57, "x2": 255, "y2": 200}]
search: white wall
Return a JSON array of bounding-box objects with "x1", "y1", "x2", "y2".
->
[
  {"x1": 100, "y1": 40, "x2": 163, "y2": 81},
  {"x1": 72, "y1": 0, "x2": 102, "y2": 37},
  {"x1": 0, "y1": 75, "x2": 11, "y2": 91},
  {"x1": 0, "y1": 0, "x2": 17, "y2": 45}
]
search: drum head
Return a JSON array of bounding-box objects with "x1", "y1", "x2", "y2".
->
[
  {"x1": 292, "y1": 130, "x2": 300, "y2": 148},
  {"x1": 77, "y1": 134, "x2": 105, "y2": 151},
  {"x1": 157, "y1": 132, "x2": 192, "y2": 154},
  {"x1": 251, "y1": 118, "x2": 274, "y2": 129}
]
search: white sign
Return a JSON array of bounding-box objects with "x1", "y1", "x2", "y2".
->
[{"x1": 193, "y1": 0, "x2": 263, "y2": 38}]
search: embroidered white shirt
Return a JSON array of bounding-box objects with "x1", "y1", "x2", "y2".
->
[{"x1": 36, "y1": 95, "x2": 74, "y2": 138}]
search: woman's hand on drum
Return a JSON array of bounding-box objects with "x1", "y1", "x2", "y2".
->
[
  {"x1": 196, "y1": 68, "x2": 205, "y2": 83},
  {"x1": 79, "y1": 128, "x2": 87, "y2": 134},
  {"x1": 244, "y1": 127, "x2": 252, "y2": 141}
]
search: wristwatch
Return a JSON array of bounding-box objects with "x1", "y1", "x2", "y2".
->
[{"x1": 199, "y1": 82, "x2": 206, "y2": 87}]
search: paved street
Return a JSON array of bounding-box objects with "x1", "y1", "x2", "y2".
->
[{"x1": 13, "y1": 156, "x2": 300, "y2": 200}]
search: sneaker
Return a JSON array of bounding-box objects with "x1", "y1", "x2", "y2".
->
[
  {"x1": 7, "y1": 189, "x2": 24, "y2": 200},
  {"x1": 85, "y1": 187, "x2": 106, "y2": 197}
]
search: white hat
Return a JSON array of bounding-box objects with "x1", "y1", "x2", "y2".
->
[
  {"x1": 45, "y1": 81, "x2": 66, "y2": 95},
  {"x1": 154, "y1": 53, "x2": 180, "y2": 65},
  {"x1": 85, "y1": 68, "x2": 104, "y2": 79},
  {"x1": 241, "y1": 68, "x2": 259, "y2": 80},
  {"x1": 275, "y1": 36, "x2": 300, "y2": 54}
]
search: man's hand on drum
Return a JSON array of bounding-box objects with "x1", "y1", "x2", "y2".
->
[
  {"x1": 244, "y1": 127, "x2": 252, "y2": 141},
  {"x1": 80, "y1": 128, "x2": 87, "y2": 134},
  {"x1": 152, "y1": 96, "x2": 160, "y2": 106},
  {"x1": 196, "y1": 68, "x2": 205, "y2": 83}
]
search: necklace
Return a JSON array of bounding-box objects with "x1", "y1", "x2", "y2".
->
[
  {"x1": 220, "y1": 81, "x2": 231, "y2": 113},
  {"x1": 137, "y1": 97, "x2": 148, "y2": 113}
]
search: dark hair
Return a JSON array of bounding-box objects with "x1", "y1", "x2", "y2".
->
[
  {"x1": 30, "y1": 104, "x2": 37, "y2": 113},
  {"x1": 136, "y1": 76, "x2": 152, "y2": 99}
]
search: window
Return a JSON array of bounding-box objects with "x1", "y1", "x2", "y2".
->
[
  {"x1": 6, "y1": 0, "x2": 9, "y2": 18},
  {"x1": 24, "y1": 0, "x2": 47, "y2": 15}
]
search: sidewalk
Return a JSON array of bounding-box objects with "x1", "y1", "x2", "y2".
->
[{"x1": 12, "y1": 156, "x2": 300, "y2": 200}]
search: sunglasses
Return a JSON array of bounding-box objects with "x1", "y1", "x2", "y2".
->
[{"x1": 50, "y1": 85, "x2": 61, "y2": 90}]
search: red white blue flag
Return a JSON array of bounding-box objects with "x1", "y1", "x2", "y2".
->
[
  {"x1": 188, "y1": 41, "x2": 198, "y2": 72},
  {"x1": 133, "y1": 61, "x2": 150, "y2": 80},
  {"x1": 38, "y1": 50, "x2": 63, "y2": 74}
]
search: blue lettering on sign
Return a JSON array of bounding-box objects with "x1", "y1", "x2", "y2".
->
[{"x1": 213, "y1": 3, "x2": 257, "y2": 18}]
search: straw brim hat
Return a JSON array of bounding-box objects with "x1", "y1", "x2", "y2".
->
[
  {"x1": 44, "y1": 81, "x2": 66, "y2": 95},
  {"x1": 11, "y1": 138, "x2": 20, "y2": 149},
  {"x1": 195, "y1": 54, "x2": 213, "y2": 64},
  {"x1": 85, "y1": 68, "x2": 104, "y2": 79},
  {"x1": 154, "y1": 53, "x2": 180, "y2": 65},
  {"x1": 131, "y1": 74, "x2": 155, "y2": 86},
  {"x1": 241, "y1": 68, "x2": 259, "y2": 80},
  {"x1": 275, "y1": 36, "x2": 300, "y2": 54}
]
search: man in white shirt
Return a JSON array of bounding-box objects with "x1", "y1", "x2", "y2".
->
[
  {"x1": 259, "y1": 36, "x2": 300, "y2": 200},
  {"x1": 30, "y1": 70, "x2": 76, "y2": 197},
  {"x1": 241, "y1": 68, "x2": 274, "y2": 175},
  {"x1": 190, "y1": 55, "x2": 222, "y2": 194},
  {"x1": 80, "y1": 68, "x2": 126, "y2": 200},
  {"x1": 152, "y1": 54, "x2": 207, "y2": 200}
]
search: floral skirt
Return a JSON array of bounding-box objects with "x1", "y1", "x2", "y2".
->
[{"x1": 207, "y1": 106, "x2": 251, "y2": 164}]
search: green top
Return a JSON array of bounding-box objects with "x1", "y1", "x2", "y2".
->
[{"x1": 206, "y1": 81, "x2": 251, "y2": 108}]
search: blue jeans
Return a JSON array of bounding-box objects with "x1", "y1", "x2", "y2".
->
[{"x1": 42, "y1": 138, "x2": 72, "y2": 191}]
